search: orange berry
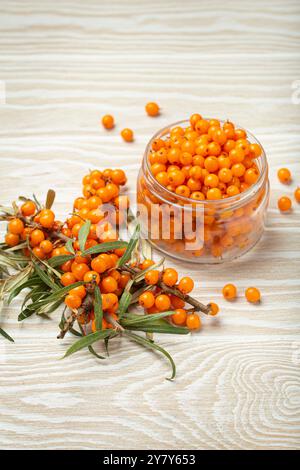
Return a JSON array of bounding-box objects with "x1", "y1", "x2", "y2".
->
[
  {"x1": 207, "y1": 187, "x2": 222, "y2": 200},
  {"x1": 8, "y1": 218, "x2": 24, "y2": 235},
  {"x1": 145, "y1": 102, "x2": 160, "y2": 117},
  {"x1": 190, "y1": 191, "x2": 205, "y2": 200},
  {"x1": 218, "y1": 168, "x2": 232, "y2": 183},
  {"x1": 155, "y1": 294, "x2": 171, "y2": 312},
  {"x1": 229, "y1": 147, "x2": 245, "y2": 164},
  {"x1": 170, "y1": 294, "x2": 185, "y2": 309},
  {"x1": 222, "y1": 283, "x2": 237, "y2": 300},
  {"x1": 234, "y1": 129, "x2": 247, "y2": 140},
  {"x1": 278, "y1": 196, "x2": 292, "y2": 212},
  {"x1": 61, "y1": 272, "x2": 77, "y2": 287},
  {"x1": 30, "y1": 229, "x2": 45, "y2": 246},
  {"x1": 231, "y1": 163, "x2": 245, "y2": 178},
  {"x1": 178, "y1": 276, "x2": 194, "y2": 294},
  {"x1": 145, "y1": 270, "x2": 160, "y2": 285},
  {"x1": 277, "y1": 168, "x2": 291, "y2": 184},
  {"x1": 141, "y1": 259, "x2": 155, "y2": 270},
  {"x1": 69, "y1": 285, "x2": 86, "y2": 299},
  {"x1": 83, "y1": 270, "x2": 100, "y2": 284},
  {"x1": 162, "y1": 268, "x2": 178, "y2": 287},
  {"x1": 212, "y1": 128, "x2": 227, "y2": 145},
  {"x1": 39, "y1": 240, "x2": 53, "y2": 254},
  {"x1": 118, "y1": 272, "x2": 131, "y2": 289},
  {"x1": 226, "y1": 185, "x2": 240, "y2": 197},
  {"x1": 32, "y1": 246, "x2": 46, "y2": 259},
  {"x1": 195, "y1": 119, "x2": 209, "y2": 134},
  {"x1": 139, "y1": 291, "x2": 155, "y2": 309},
  {"x1": 39, "y1": 209, "x2": 55, "y2": 228},
  {"x1": 207, "y1": 142, "x2": 221, "y2": 157},
  {"x1": 168, "y1": 170, "x2": 185, "y2": 187},
  {"x1": 5, "y1": 232, "x2": 19, "y2": 247},
  {"x1": 244, "y1": 168, "x2": 259, "y2": 185},
  {"x1": 294, "y1": 187, "x2": 300, "y2": 203},
  {"x1": 204, "y1": 173, "x2": 219, "y2": 188},
  {"x1": 186, "y1": 313, "x2": 201, "y2": 330},
  {"x1": 101, "y1": 276, "x2": 118, "y2": 293},
  {"x1": 111, "y1": 169, "x2": 127, "y2": 185},
  {"x1": 189, "y1": 165, "x2": 202, "y2": 180},
  {"x1": 245, "y1": 287, "x2": 260, "y2": 303},
  {"x1": 187, "y1": 177, "x2": 201, "y2": 192},
  {"x1": 209, "y1": 302, "x2": 219, "y2": 316},
  {"x1": 175, "y1": 185, "x2": 191, "y2": 198},
  {"x1": 87, "y1": 196, "x2": 102, "y2": 210},
  {"x1": 71, "y1": 262, "x2": 90, "y2": 281},
  {"x1": 204, "y1": 156, "x2": 219, "y2": 172},
  {"x1": 171, "y1": 308, "x2": 187, "y2": 326},
  {"x1": 156, "y1": 171, "x2": 168, "y2": 186},
  {"x1": 190, "y1": 113, "x2": 202, "y2": 128},
  {"x1": 121, "y1": 128, "x2": 134, "y2": 142},
  {"x1": 102, "y1": 114, "x2": 114, "y2": 129},
  {"x1": 65, "y1": 294, "x2": 82, "y2": 309},
  {"x1": 249, "y1": 143, "x2": 262, "y2": 158},
  {"x1": 21, "y1": 200, "x2": 36, "y2": 216}
]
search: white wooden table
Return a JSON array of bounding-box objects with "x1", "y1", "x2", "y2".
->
[{"x1": 0, "y1": 0, "x2": 299, "y2": 450}]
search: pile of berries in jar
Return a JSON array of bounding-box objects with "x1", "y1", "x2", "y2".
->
[{"x1": 137, "y1": 114, "x2": 269, "y2": 263}]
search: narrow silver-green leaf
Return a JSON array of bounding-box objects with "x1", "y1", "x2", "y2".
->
[
  {"x1": 125, "y1": 331, "x2": 176, "y2": 380},
  {"x1": 94, "y1": 285, "x2": 103, "y2": 330},
  {"x1": 65, "y1": 238, "x2": 75, "y2": 255},
  {"x1": 117, "y1": 224, "x2": 140, "y2": 268},
  {"x1": 83, "y1": 240, "x2": 128, "y2": 257},
  {"x1": 0, "y1": 326, "x2": 14, "y2": 342},
  {"x1": 33, "y1": 262, "x2": 59, "y2": 291},
  {"x1": 78, "y1": 220, "x2": 91, "y2": 252},
  {"x1": 62, "y1": 329, "x2": 117, "y2": 358},
  {"x1": 48, "y1": 254, "x2": 74, "y2": 268}
]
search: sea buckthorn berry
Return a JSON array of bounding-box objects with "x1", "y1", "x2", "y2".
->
[
  {"x1": 162, "y1": 268, "x2": 178, "y2": 287},
  {"x1": 186, "y1": 313, "x2": 201, "y2": 330},
  {"x1": 96, "y1": 187, "x2": 111, "y2": 203},
  {"x1": 222, "y1": 283, "x2": 237, "y2": 300},
  {"x1": 278, "y1": 196, "x2": 292, "y2": 212},
  {"x1": 102, "y1": 114, "x2": 114, "y2": 129},
  {"x1": 21, "y1": 200, "x2": 36, "y2": 216},
  {"x1": 218, "y1": 155, "x2": 231, "y2": 169},
  {"x1": 139, "y1": 291, "x2": 155, "y2": 309},
  {"x1": 118, "y1": 272, "x2": 131, "y2": 289},
  {"x1": 101, "y1": 276, "x2": 118, "y2": 293},
  {"x1": 8, "y1": 218, "x2": 24, "y2": 235},
  {"x1": 190, "y1": 191, "x2": 205, "y2": 200},
  {"x1": 218, "y1": 168, "x2": 232, "y2": 183},
  {"x1": 244, "y1": 167, "x2": 259, "y2": 185},
  {"x1": 207, "y1": 187, "x2": 222, "y2": 200},
  {"x1": 152, "y1": 138, "x2": 165, "y2": 151},
  {"x1": 180, "y1": 152, "x2": 193, "y2": 166},
  {"x1": 39, "y1": 209, "x2": 55, "y2": 228},
  {"x1": 151, "y1": 163, "x2": 166, "y2": 176},
  {"x1": 175, "y1": 185, "x2": 191, "y2": 198},
  {"x1": 234, "y1": 129, "x2": 247, "y2": 140},
  {"x1": 61, "y1": 272, "x2": 77, "y2": 287},
  {"x1": 156, "y1": 171, "x2": 169, "y2": 186},
  {"x1": 170, "y1": 294, "x2": 185, "y2": 309},
  {"x1": 249, "y1": 143, "x2": 262, "y2": 158},
  {"x1": 121, "y1": 128, "x2": 134, "y2": 142},
  {"x1": 245, "y1": 287, "x2": 261, "y2": 303},
  {"x1": 32, "y1": 246, "x2": 46, "y2": 259},
  {"x1": 209, "y1": 303, "x2": 219, "y2": 316},
  {"x1": 145, "y1": 102, "x2": 160, "y2": 117},
  {"x1": 207, "y1": 142, "x2": 221, "y2": 156},
  {"x1": 87, "y1": 196, "x2": 102, "y2": 210},
  {"x1": 155, "y1": 294, "x2": 171, "y2": 312},
  {"x1": 190, "y1": 113, "x2": 202, "y2": 128},
  {"x1": 187, "y1": 177, "x2": 202, "y2": 192},
  {"x1": 5, "y1": 232, "x2": 19, "y2": 247},
  {"x1": 231, "y1": 163, "x2": 246, "y2": 177},
  {"x1": 69, "y1": 285, "x2": 86, "y2": 299},
  {"x1": 212, "y1": 128, "x2": 227, "y2": 145},
  {"x1": 141, "y1": 259, "x2": 155, "y2": 270},
  {"x1": 226, "y1": 185, "x2": 240, "y2": 197},
  {"x1": 111, "y1": 169, "x2": 127, "y2": 185},
  {"x1": 145, "y1": 269, "x2": 160, "y2": 285},
  {"x1": 84, "y1": 270, "x2": 100, "y2": 284},
  {"x1": 294, "y1": 187, "x2": 300, "y2": 202},
  {"x1": 229, "y1": 147, "x2": 245, "y2": 164},
  {"x1": 277, "y1": 168, "x2": 291, "y2": 184},
  {"x1": 172, "y1": 308, "x2": 187, "y2": 326},
  {"x1": 168, "y1": 170, "x2": 185, "y2": 187},
  {"x1": 204, "y1": 156, "x2": 219, "y2": 172},
  {"x1": 30, "y1": 229, "x2": 45, "y2": 246},
  {"x1": 71, "y1": 262, "x2": 90, "y2": 281},
  {"x1": 167, "y1": 148, "x2": 181, "y2": 164},
  {"x1": 178, "y1": 276, "x2": 194, "y2": 294},
  {"x1": 204, "y1": 173, "x2": 219, "y2": 188},
  {"x1": 39, "y1": 240, "x2": 53, "y2": 254},
  {"x1": 65, "y1": 294, "x2": 82, "y2": 309},
  {"x1": 189, "y1": 165, "x2": 202, "y2": 180}
]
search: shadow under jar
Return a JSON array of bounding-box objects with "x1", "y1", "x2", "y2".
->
[{"x1": 137, "y1": 120, "x2": 270, "y2": 264}]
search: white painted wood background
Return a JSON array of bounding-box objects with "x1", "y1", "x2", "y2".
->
[{"x1": 0, "y1": 0, "x2": 299, "y2": 450}]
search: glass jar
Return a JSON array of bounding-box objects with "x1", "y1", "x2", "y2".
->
[{"x1": 137, "y1": 120, "x2": 269, "y2": 264}]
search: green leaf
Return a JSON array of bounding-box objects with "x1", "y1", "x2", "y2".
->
[
  {"x1": 117, "y1": 224, "x2": 140, "y2": 267},
  {"x1": 70, "y1": 328, "x2": 82, "y2": 337},
  {"x1": 48, "y1": 254, "x2": 74, "y2": 267},
  {"x1": 0, "y1": 326, "x2": 14, "y2": 342},
  {"x1": 88, "y1": 345, "x2": 105, "y2": 360},
  {"x1": 94, "y1": 285, "x2": 103, "y2": 330},
  {"x1": 35, "y1": 281, "x2": 84, "y2": 305},
  {"x1": 65, "y1": 238, "x2": 75, "y2": 255},
  {"x1": 78, "y1": 220, "x2": 91, "y2": 252},
  {"x1": 124, "y1": 324, "x2": 189, "y2": 335},
  {"x1": 62, "y1": 329, "x2": 117, "y2": 358},
  {"x1": 121, "y1": 311, "x2": 175, "y2": 325},
  {"x1": 33, "y1": 262, "x2": 59, "y2": 291},
  {"x1": 18, "y1": 306, "x2": 35, "y2": 321},
  {"x1": 117, "y1": 279, "x2": 133, "y2": 318},
  {"x1": 82, "y1": 240, "x2": 128, "y2": 257},
  {"x1": 125, "y1": 331, "x2": 176, "y2": 380}
]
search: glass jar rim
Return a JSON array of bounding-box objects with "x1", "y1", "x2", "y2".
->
[{"x1": 144, "y1": 118, "x2": 268, "y2": 210}]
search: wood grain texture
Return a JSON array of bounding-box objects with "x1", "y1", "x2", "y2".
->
[{"x1": 0, "y1": 0, "x2": 300, "y2": 450}]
